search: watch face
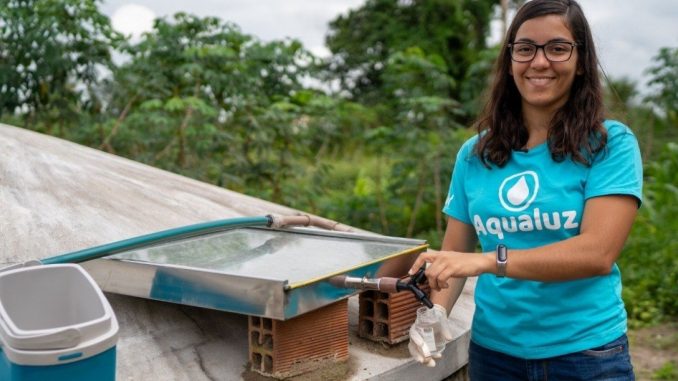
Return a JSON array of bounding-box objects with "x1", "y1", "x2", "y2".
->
[{"x1": 497, "y1": 244, "x2": 507, "y2": 262}]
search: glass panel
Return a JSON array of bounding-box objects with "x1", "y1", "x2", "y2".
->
[{"x1": 111, "y1": 228, "x2": 418, "y2": 284}]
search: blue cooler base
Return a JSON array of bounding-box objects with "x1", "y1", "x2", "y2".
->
[{"x1": 0, "y1": 346, "x2": 116, "y2": 381}]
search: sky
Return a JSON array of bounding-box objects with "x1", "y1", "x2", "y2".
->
[{"x1": 100, "y1": 0, "x2": 678, "y2": 95}]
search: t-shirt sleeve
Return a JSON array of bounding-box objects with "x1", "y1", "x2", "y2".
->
[
  {"x1": 442, "y1": 139, "x2": 473, "y2": 223},
  {"x1": 585, "y1": 121, "x2": 643, "y2": 205}
]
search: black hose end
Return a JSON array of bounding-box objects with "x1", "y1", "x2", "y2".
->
[
  {"x1": 412, "y1": 266, "x2": 427, "y2": 284},
  {"x1": 395, "y1": 280, "x2": 409, "y2": 292},
  {"x1": 421, "y1": 297, "x2": 434, "y2": 309},
  {"x1": 265, "y1": 214, "x2": 274, "y2": 227}
]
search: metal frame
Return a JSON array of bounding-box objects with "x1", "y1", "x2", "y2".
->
[{"x1": 83, "y1": 227, "x2": 426, "y2": 320}]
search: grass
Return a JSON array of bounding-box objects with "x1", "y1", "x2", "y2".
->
[{"x1": 628, "y1": 322, "x2": 678, "y2": 381}]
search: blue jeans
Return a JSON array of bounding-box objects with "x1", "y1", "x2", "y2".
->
[{"x1": 469, "y1": 334, "x2": 635, "y2": 381}]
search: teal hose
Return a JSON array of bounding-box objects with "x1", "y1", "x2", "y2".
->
[{"x1": 40, "y1": 216, "x2": 273, "y2": 265}]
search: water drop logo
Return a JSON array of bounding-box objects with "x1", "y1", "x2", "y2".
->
[{"x1": 498, "y1": 171, "x2": 539, "y2": 212}]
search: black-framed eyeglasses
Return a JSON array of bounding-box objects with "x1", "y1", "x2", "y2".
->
[{"x1": 508, "y1": 41, "x2": 578, "y2": 62}]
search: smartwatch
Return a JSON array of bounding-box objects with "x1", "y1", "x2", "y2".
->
[{"x1": 496, "y1": 244, "x2": 507, "y2": 277}]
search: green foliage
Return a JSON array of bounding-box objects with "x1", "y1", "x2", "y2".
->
[
  {"x1": 613, "y1": 46, "x2": 678, "y2": 326},
  {"x1": 94, "y1": 13, "x2": 325, "y2": 206},
  {"x1": 325, "y1": 0, "x2": 496, "y2": 112},
  {"x1": 645, "y1": 47, "x2": 678, "y2": 127},
  {"x1": 652, "y1": 361, "x2": 678, "y2": 380},
  {"x1": 459, "y1": 46, "x2": 501, "y2": 117},
  {"x1": 319, "y1": 1, "x2": 498, "y2": 240},
  {"x1": 1, "y1": 0, "x2": 677, "y2": 325},
  {"x1": 620, "y1": 142, "x2": 678, "y2": 326},
  {"x1": 0, "y1": 0, "x2": 122, "y2": 130}
]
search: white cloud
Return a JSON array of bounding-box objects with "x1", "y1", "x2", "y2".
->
[
  {"x1": 578, "y1": 0, "x2": 678, "y2": 90},
  {"x1": 110, "y1": 4, "x2": 156, "y2": 42}
]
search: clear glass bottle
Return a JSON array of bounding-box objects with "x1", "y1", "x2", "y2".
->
[{"x1": 415, "y1": 307, "x2": 445, "y2": 356}]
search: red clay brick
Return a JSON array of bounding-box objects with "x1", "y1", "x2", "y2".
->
[
  {"x1": 249, "y1": 300, "x2": 349, "y2": 379},
  {"x1": 358, "y1": 281, "x2": 431, "y2": 344}
]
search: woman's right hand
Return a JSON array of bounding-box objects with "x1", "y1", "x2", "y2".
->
[{"x1": 409, "y1": 250, "x2": 493, "y2": 290}]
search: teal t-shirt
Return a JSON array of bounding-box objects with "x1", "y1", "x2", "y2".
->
[{"x1": 443, "y1": 120, "x2": 642, "y2": 359}]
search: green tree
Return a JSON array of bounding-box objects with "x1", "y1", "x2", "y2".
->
[
  {"x1": 103, "y1": 13, "x2": 246, "y2": 169},
  {"x1": 645, "y1": 47, "x2": 678, "y2": 153},
  {"x1": 325, "y1": 0, "x2": 497, "y2": 112},
  {"x1": 380, "y1": 47, "x2": 463, "y2": 237},
  {"x1": 103, "y1": 13, "x2": 320, "y2": 205},
  {"x1": 322, "y1": 1, "x2": 501, "y2": 240},
  {"x1": 0, "y1": 0, "x2": 121, "y2": 132},
  {"x1": 644, "y1": 47, "x2": 678, "y2": 134}
]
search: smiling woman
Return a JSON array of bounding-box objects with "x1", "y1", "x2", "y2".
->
[
  {"x1": 110, "y1": 3, "x2": 156, "y2": 41},
  {"x1": 405, "y1": 1, "x2": 642, "y2": 380}
]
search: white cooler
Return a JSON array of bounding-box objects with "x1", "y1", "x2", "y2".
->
[{"x1": 0, "y1": 264, "x2": 118, "y2": 381}]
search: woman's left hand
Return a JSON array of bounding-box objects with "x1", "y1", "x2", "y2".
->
[{"x1": 409, "y1": 250, "x2": 493, "y2": 291}]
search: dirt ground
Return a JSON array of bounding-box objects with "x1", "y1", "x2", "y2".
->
[{"x1": 628, "y1": 322, "x2": 678, "y2": 381}]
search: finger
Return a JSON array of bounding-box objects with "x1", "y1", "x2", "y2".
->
[
  {"x1": 425, "y1": 262, "x2": 443, "y2": 291},
  {"x1": 437, "y1": 269, "x2": 457, "y2": 289},
  {"x1": 436, "y1": 314, "x2": 454, "y2": 342},
  {"x1": 425, "y1": 274, "x2": 439, "y2": 291},
  {"x1": 431, "y1": 305, "x2": 454, "y2": 342},
  {"x1": 408, "y1": 343, "x2": 435, "y2": 367},
  {"x1": 408, "y1": 326, "x2": 424, "y2": 345},
  {"x1": 432, "y1": 265, "x2": 462, "y2": 291},
  {"x1": 409, "y1": 327, "x2": 432, "y2": 359},
  {"x1": 409, "y1": 327, "x2": 431, "y2": 359},
  {"x1": 408, "y1": 341, "x2": 425, "y2": 363},
  {"x1": 408, "y1": 339, "x2": 432, "y2": 364},
  {"x1": 408, "y1": 253, "x2": 432, "y2": 275}
]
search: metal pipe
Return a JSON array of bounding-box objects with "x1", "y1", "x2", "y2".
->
[
  {"x1": 328, "y1": 268, "x2": 434, "y2": 309},
  {"x1": 328, "y1": 275, "x2": 400, "y2": 293}
]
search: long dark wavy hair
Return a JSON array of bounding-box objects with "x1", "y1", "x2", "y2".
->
[{"x1": 474, "y1": 0, "x2": 606, "y2": 168}]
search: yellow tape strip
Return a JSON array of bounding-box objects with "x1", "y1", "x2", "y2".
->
[{"x1": 287, "y1": 243, "x2": 428, "y2": 290}]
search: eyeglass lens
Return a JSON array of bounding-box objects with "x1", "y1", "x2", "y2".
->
[{"x1": 511, "y1": 42, "x2": 575, "y2": 62}]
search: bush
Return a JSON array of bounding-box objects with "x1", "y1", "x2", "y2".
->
[{"x1": 620, "y1": 142, "x2": 678, "y2": 327}]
